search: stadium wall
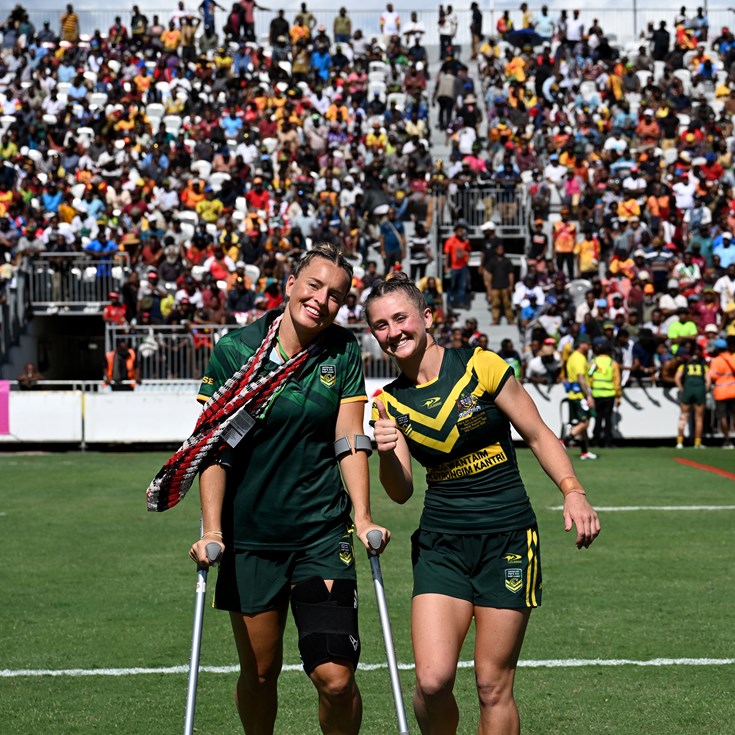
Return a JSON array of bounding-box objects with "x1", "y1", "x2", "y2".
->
[{"x1": 0, "y1": 379, "x2": 685, "y2": 445}]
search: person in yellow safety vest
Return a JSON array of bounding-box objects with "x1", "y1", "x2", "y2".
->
[
  {"x1": 105, "y1": 339, "x2": 137, "y2": 391},
  {"x1": 562, "y1": 334, "x2": 598, "y2": 460},
  {"x1": 589, "y1": 337, "x2": 622, "y2": 448}
]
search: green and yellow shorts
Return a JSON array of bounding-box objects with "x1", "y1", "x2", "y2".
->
[
  {"x1": 411, "y1": 526, "x2": 542, "y2": 608},
  {"x1": 568, "y1": 398, "x2": 590, "y2": 423},
  {"x1": 215, "y1": 525, "x2": 357, "y2": 614}
]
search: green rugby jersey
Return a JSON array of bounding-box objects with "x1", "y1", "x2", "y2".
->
[
  {"x1": 678, "y1": 357, "x2": 708, "y2": 389},
  {"x1": 372, "y1": 347, "x2": 536, "y2": 534},
  {"x1": 198, "y1": 311, "x2": 367, "y2": 551}
]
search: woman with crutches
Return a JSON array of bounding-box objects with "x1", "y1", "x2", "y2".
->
[
  {"x1": 364, "y1": 273, "x2": 600, "y2": 735},
  {"x1": 188, "y1": 244, "x2": 389, "y2": 734}
]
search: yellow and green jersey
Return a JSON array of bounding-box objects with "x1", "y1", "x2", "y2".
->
[
  {"x1": 565, "y1": 350, "x2": 588, "y2": 400},
  {"x1": 372, "y1": 348, "x2": 535, "y2": 534},
  {"x1": 198, "y1": 311, "x2": 367, "y2": 551},
  {"x1": 677, "y1": 357, "x2": 708, "y2": 389}
]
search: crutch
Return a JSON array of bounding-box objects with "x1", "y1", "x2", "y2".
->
[
  {"x1": 183, "y1": 539, "x2": 222, "y2": 735},
  {"x1": 366, "y1": 529, "x2": 410, "y2": 735}
]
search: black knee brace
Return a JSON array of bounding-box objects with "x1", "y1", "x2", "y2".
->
[{"x1": 290, "y1": 576, "x2": 360, "y2": 675}]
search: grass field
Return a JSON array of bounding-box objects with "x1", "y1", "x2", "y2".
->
[{"x1": 1, "y1": 448, "x2": 734, "y2": 734}]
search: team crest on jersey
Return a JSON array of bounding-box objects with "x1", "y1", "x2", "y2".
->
[
  {"x1": 456, "y1": 394, "x2": 480, "y2": 420},
  {"x1": 422, "y1": 397, "x2": 442, "y2": 409},
  {"x1": 505, "y1": 568, "x2": 523, "y2": 593},
  {"x1": 395, "y1": 413, "x2": 412, "y2": 435},
  {"x1": 320, "y1": 365, "x2": 336, "y2": 387},
  {"x1": 503, "y1": 554, "x2": 523, "y2": 564},
  {"x1": 339, "y1": 541, "x2": 353, "y2": 565}
]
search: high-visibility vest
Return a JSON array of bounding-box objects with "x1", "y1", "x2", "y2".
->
[
  {"x1": 105, "y1": 349, "x2": 136, "y2": 388},
  {"x1": 590, "y1": 354, "x2": 616, "y2": 398}
]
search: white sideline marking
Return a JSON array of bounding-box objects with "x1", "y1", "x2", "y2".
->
[
  {"x1": 1, "y1": 658, "x2": 733, "y2": 678},
  {"x1": 547, "y1": 505, "x2": 735, "y2": 512}
]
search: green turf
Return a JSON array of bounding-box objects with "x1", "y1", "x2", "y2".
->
[{"x1": 0, "y1": 448, "x2": 734, "y2": 733}]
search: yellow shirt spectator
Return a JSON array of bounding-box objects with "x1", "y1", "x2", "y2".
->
[{"x1": 196, "y1": 195, "x2": 224, "y2": 223}]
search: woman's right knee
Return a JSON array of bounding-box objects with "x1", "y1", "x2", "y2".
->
[
  {"x1": 415, "y1": 668, "x2": 455, "y2": 700},
  {"x1": 239, "y1": 663, "x2": 281, "y2": 691}
]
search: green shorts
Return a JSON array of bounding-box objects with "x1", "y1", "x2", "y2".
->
[
  {"x1": 215, "y1": 525, "x2": 357, "y2": 614},
  {"x1": 681, "y1": 386, "x2": 706, "y2": 406},
  {"x1": 411, "y1": 526, "x2": 542, "y2": 608},
  {"x1": 568, "y1": 399, "x2": 590, "y2": 423}
]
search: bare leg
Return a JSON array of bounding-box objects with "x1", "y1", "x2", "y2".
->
[
  {"x1": 230, "y1": 607, "x2": 288, "y2": 735},
  {"x1": 412, "y1": 593, "x2": 474, "y2": 735},
  {"x1": 310, "y1": 661, "x2": 362, "y2": 735},
  {"x1": 474, "y1": 607, "x2": 531, "y2": 735},
  {"x1": 693, "y1": 404, "x2": 704, "y2": 444},
  {"x1": 678, "y1": 403, "x2": 690, "y2": 444}
]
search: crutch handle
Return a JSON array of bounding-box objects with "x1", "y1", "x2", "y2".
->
[
  {"x1": 366, "y1": 529, "x2": 383, "y2": 555},
  {"x1": 205, "y1": 542, "x2": 222, "y2": 565}
]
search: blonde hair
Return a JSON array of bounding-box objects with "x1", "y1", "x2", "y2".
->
[{"x1": 364, "y1": 272, "x2": 428, "y2": 325}]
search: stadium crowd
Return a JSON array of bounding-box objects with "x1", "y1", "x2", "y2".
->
[{"x1": 0, "y1": 1, "x2": 734, "y2": 438}]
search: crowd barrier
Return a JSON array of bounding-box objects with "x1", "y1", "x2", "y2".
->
[
  {"x1": 105, "y1": 323, "x2": 400, "y2": 380},
  {"x1": 0, "y1": 270, "x2": 29, "y2": 365},
  {"x1": 29, "y1": 253, "x2": 132, "y2": 314},
  {"x1": 0, "y1": 378, "x2": 701, "y2": 446}
]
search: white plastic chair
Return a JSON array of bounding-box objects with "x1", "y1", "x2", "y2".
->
[
  {"x1": 177, "y1": 210, "x2": 199, "y2": 225},
  {"x1": 387, "y1": 92, "x2": 406, "y2": 110},
  {"x1": 636, "y1": 70, "x2": 652, "y2": 88},
  {"x1": 579, "y1": 80, "x2": 597, "y2": 101},
  {"x1": 207, "y1": 172, "x2": 231, "y2": 193},
  {"x1": 163, "y1": 114, "x2": 183, "y2": 136},
  {"x1": 673, "y1": 68, "x2": 691, "y2": 95},
  {"x1": 369, "y1": 61, "x2": 386, "y2": 75},
  {"x1": 244, "y1": 264, "x2": 260, "y2": 287},
  {"x1": 191, "y1": 160, "x2": 212, "y2": 179},
  {"x1": 367, "y1": 81, "x2": 387, "y2": 103},
  {"x1": 89, "y1": 91, "x2": 108, "y2": 109},
  {"x1": 146, "y1": 102, "x2": 165, "y2": 121}
]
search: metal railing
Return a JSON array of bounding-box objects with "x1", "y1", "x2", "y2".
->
[
  {"x1": 432, "y1": 183, "x2": 530, "y2": 268},
  {"x1": 15, "y1": 6, "x2": 729, "y2": 51},
  {"x1": 28, "y1": 253, "x2": 132, "y2": 312},
  {"x1": 0, "y1": 267, "x2": 30, "y2": 366},
  {"x1": 106, "y1": 323, "x2": 400, "y2": 381}
]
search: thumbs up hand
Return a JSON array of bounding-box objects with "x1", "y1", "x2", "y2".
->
[{"x1": 373, "y1": 398, "x2": 399, "y2": 454}]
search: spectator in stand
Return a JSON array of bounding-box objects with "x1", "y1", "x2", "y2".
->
[
  {"x1": 103, "y1": 291, "x2": 128, "y2": 326},
  {"x1": 60, "y1": 3, "x2": 79, "y2": 43},
  {"x1": 443, "y1": 220, "x2": 471, "y2": 311},
  {"x1": 379, "y1": 207, "x2": 405, "y2": 274},
  {"x1": 552, "y1": 207, "x2": 577, "y2": 280},
  {"x1": 710, "y1": 336, "x2": 735, "y2": 447},
  {"x1": 526, "y1": 338, "x2": 562, "y2": 384},
  {"x1": 668, "y1": 306, "x2": 699, "y2": 353},
  {"x1": 485, "y1": 243, "x2": 516, "y2": 326}
]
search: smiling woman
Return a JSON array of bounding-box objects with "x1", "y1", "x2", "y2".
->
[
  {"x1": 364, "y1": 271, "x2": 600, "y2": 735},
  {"x1": 186, "y1": 243, "x2": 390, "y2": 735}
]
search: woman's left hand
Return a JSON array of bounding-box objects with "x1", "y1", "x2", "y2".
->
[
  {"x1": 354, "y1": 521, "x2": 391, "y2": 554},
  {"x1": 563, "y1": 493, "x2": 601, "y2": 549}
]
